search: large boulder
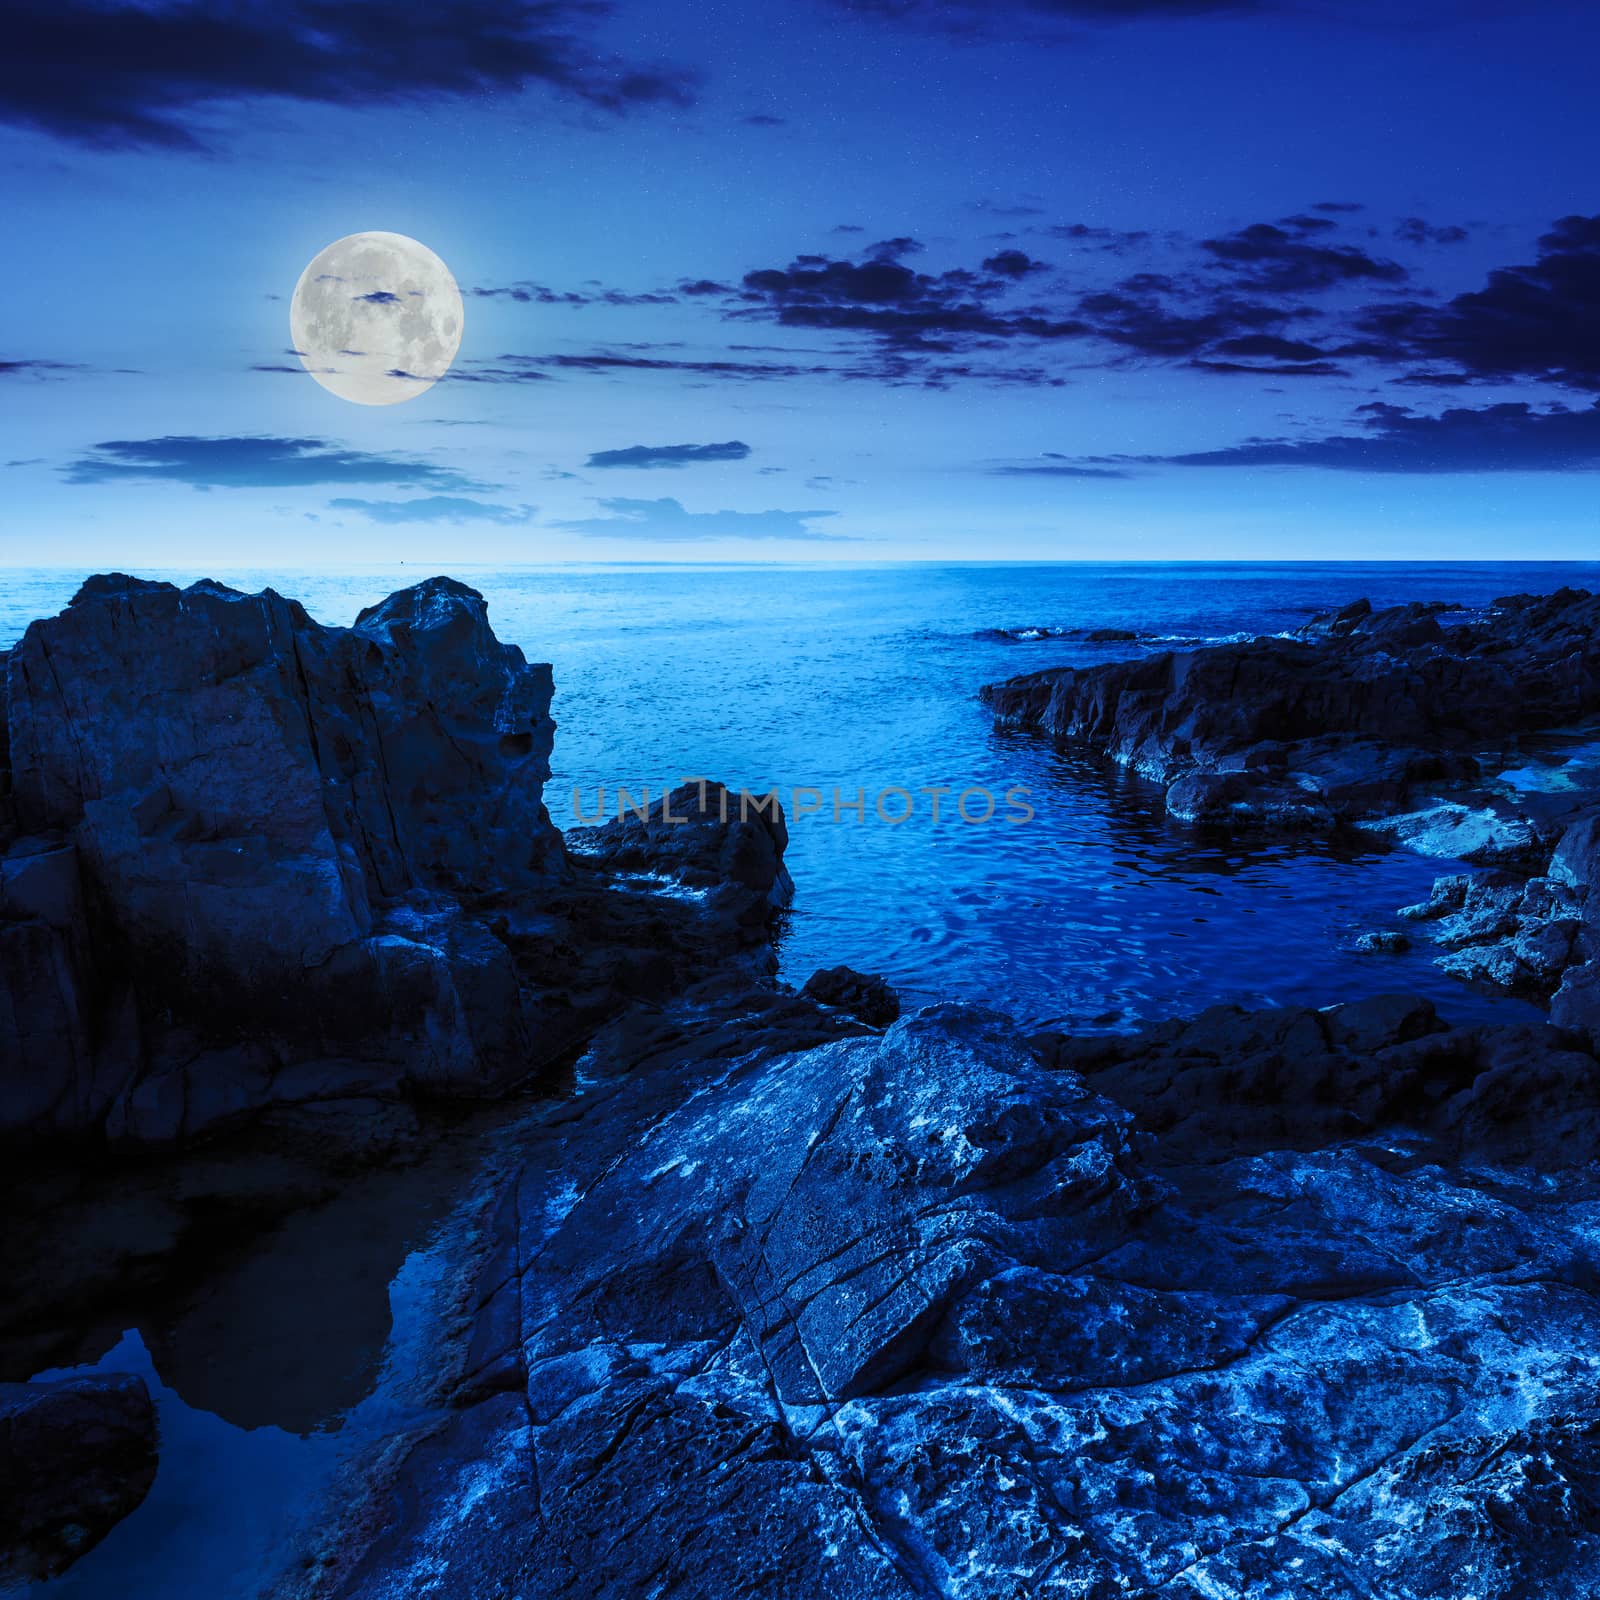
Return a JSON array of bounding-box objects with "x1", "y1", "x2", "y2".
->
[
  {"x1": 0, "y1": 1373, "x2": 158, "y2": 1583},
  {"x1": 0, "y1": 577, "x2": 791, "y2": 1147},
  {"x1": 306, "y1": 996, "x2": 1600, "y2": 1599}
]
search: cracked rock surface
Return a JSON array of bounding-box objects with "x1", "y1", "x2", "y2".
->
[{"x1": 304, "y1": 993, "x2": 1600, "y2": 1600}]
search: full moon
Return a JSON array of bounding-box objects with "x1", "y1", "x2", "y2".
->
[{"x1": 289, "y1": 232, "x2": 463, "y2": 406}]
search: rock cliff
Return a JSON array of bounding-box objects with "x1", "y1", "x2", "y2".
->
[{"x1": 0, "y1": 575, "x2": 788, "y2": 1147}]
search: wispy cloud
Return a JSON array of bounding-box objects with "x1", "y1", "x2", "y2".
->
[
  {"x1": 1083, "y1": 399, "x2": 1600, "y2": 474},
  {"x1": 989, "y1": 458, "x2": 1130, "y2": 479},
  {"x1": 64, "y1": 435, "x2": 480, "y2": 490},
  {"x1": 551, "y1": 496, "x2": 853, "y2": 541},
  {"x1": 1, "y1": 357, "x2": 85, "y2": 378},
  {"x1": 585, "y1": 440, "x2": 752, "y2": 469},
  {"x1": 329, "y1": 496, "x2": 536, "y2": 524}
]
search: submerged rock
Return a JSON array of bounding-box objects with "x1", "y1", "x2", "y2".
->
[
  {"x1": 304, "y1": 993, "x2": 1600, "y2": 1599},
  {"x1": 0, "y1": 576, "x2": 790, "y2": 1148},
  {"x1": 0, "y1": 1372, "x2": 158, "y2": 1583}
]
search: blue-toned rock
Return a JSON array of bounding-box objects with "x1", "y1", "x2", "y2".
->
[{"x1": 0, "y1": 576, "x2": 791, "y2": 1146}]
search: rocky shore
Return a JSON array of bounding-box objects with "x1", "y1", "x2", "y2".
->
[
  {"x1": 985, "y1": 589, "x2": 1600, "y2": 1048},
  {"x1": 292, "y1": 990, "x2": 1600, "y2": 1600},
  {"x1": 4, "y1": 576, "x2": 1600, "y2": 1597},
  {"x1": 982, "y1": 590, "x2": 1600, "y2": 849},
  {"x1": 0, "y1": 574, "x2": 793, "y2": 1576}
]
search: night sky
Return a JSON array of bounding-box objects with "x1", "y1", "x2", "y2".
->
[{"x1": 4, "y1": 0, "x2": 1599, "y2": 564}]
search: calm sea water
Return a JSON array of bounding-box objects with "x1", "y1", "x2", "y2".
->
[
  {"x1": 10, "y1": 560, "x2": 1600, "y2": 1599},
  {"x1": 7, "y1": 561, "x2": 1596, "y2": 1034}
]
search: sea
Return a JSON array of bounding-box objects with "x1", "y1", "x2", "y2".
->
[
  {"x1": 6, "y1": 560, "x2": 1596, "y2": 1035},
  {"x1": 8, "y1": 559, "x2": 1600, "y2": 1598}
]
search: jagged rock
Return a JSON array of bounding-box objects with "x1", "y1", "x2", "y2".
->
[
  {"x1": 569, "y1": 779, "x2": 793, "y2": 942},
  {"x1": 1353, "y1": 928, "x2": 1410, "y2": 953},
  {"x1": 982, "y1": 588, "x2": 1600, "y2": 838},
  {"x1": 1391, "y1": 809, "x2": 1600, "y2": 1016},
  {"x1": 800, "y1": 964, "x2": 901, "y2": 1026},
  {"x1": 1552, "y1": 811, "x2": 1600, "y2": 893},
  {"x1": 0, "y1": 577, "x2": 791, "y2": 1147},
  {"x1": 306, "y1": 995, "x2": 1600, "y2": 1599},
  {"x1": 0, "y1": 1373, "x2": 158, "y2": 1582}
]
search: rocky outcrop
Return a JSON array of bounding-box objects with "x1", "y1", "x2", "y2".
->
[
  {"x1": 295, "y1": 993, "x2": 1600, "y2": 1599},
  {"x1": 800, "y1": 963, "x2": 901, "y2": 1026},
  {"x1": 0, "y1": 576, "x2": 789, "y2": 1147},
  {"x1": 981, "y1": 588, "x2": 1600, "y2": 842},
  {"x1": 1399, "y1": 807, "x2": 1600, "y2": 1046},
  {"x1": 0, "y1": 1373, "x2": 158, "y2": 1583},
  {"x1": 568, "y1": 779, "x2": 793, "y2": 944}
]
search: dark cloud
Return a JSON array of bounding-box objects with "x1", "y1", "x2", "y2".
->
[
  {"x1": 585, "y1": 440, "x2": 752, "y2": 468},
  {"x1": 1278, "y1": 213, "x2": 1340, "y2": 234},
  {"x1": 1189, "y1": 357, "x2": 1347, "y2": 376},
  {"x1": 551, "y1": 496, "x2": 853, "y2": 541},
  {"x1": 534, "y1": 351, "x2": 834, "y2": 381},
  {"x1": 969, "y1": 199, "x2": 1049, "y2": 219},
  {"x1": 822, "y1": 0, "x2": 1526, "y2": 36},
  {"x1": 1395, "y1": 217, "x2": 1470, "y2": 246},
  {"x1": 329, "y1": 496, "x2": 536, "y2": 525},
  {"x1": 254, "y1": 347, "x2": 836, "y2": 386},
  {"x1": 1200, "y1": 222, "x2": 1408, "y2": 292},
  {"x1": 0, "y1": 358, "x2": 83, "y2": 378},
  {"x1": 727, "y1": 218, "x2": 1410, "y2": 383},
  {"x1": 471, "y1": 281, "x2": 677, "y2": 307},
  {"x1": 355, "y1": 291, "x2": 402, "y2": 305},
  {"x1": 1071, "y1": 285, "x2": 1306, "y2": 358},
  {"x1": 1042, "y1": 222, "x2": 1155, "y2": 254},
  {"x1": 64, "y1": 435, "x2": 478, "y2": 490},
  {"x1": 742, "y1": 112, "x2": 786, "y2": 126},
  {"x1": 1121, "y1": 399, "x2": 1600, "y2": 473},
  {"x1": 1314, "y1": 201, "x2": 1365, "y2": 214},
  {"x1": 1210, "y1": 334, "x2": 1330, "y2": 361},
  {"x1": 736, "y1": 238, "x2": 1090, "y2": 348},
  {"x1": 990, "y1": 461, "x2": 1130, "y2": 478},
  {"x1": 1359, "y1": 214, "x2": 1600, "y2": 390},
  {"x1": 3, "y1": 0, "x2": 693, "y2": 151},
  {"x1": 981, "y1": 249, "x2": 1049, "y2": 278}
]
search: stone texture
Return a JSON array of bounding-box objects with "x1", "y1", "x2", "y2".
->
[{"x1": 307, "y1": 994, "x2": 1600, "y2": 1600}]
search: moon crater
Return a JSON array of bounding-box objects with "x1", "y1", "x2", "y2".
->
[{"x1": 290, "y1": 231, "x2": 463, "y2": 406}]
